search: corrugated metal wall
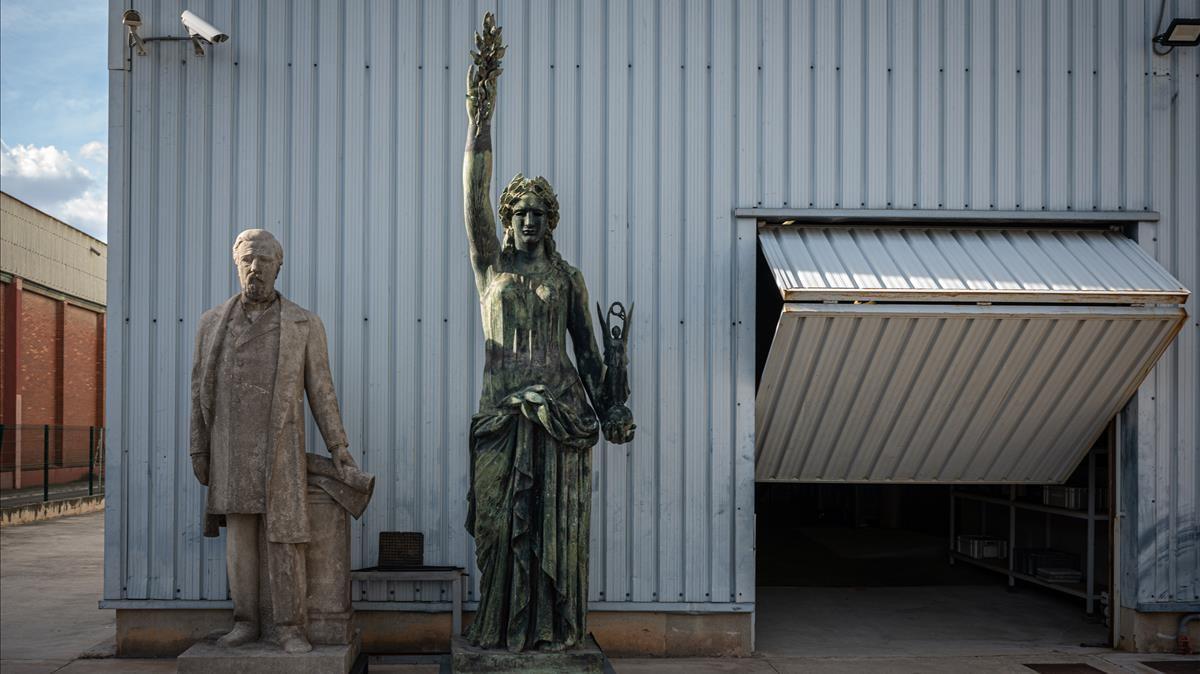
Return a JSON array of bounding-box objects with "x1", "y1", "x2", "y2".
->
[{"x1": 106, "y1": 0, "x2": 1198, "y2": 611}]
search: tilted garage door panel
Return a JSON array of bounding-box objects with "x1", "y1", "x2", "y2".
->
[
  {"x1": 755, "y1": 304, "x2": 1185, "y2": 483},
  {"x1": 758, "y1": 226, "x2": 1189, "y2": 304}
]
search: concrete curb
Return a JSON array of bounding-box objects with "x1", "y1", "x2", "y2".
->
[{"x1": 0, "y1": 495, "x2": 105, "y2": 526}]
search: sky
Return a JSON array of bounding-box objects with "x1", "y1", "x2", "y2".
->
[{"x1": 0, "y1": 0, "x2": 109, "y2": 241}]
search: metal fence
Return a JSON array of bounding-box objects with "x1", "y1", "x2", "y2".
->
[{"x1": 0, "y1": 425, "x2": 106, "y2": 507}]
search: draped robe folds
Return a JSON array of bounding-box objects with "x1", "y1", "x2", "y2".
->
[{"x1": 465, "y1": 264, "x2": 602, "y2": 651}]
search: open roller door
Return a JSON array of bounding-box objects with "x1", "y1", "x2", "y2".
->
[{"x1": 755, "y1": 225, "x2": 1189, "y2": 484}]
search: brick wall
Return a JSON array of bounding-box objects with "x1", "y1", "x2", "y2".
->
[
  {"x1": 0, "y1": 277, "x2": 106, "y2": 484},
  {"x1": 63, "y1": 304, "x2": 103, "y2": 427}
]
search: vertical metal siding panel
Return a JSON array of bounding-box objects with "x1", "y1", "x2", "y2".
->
[
  {"x1": 1096, "y1": 1, "x2": 1121, "y2": 210},
  {"x1": 916, "y1": 0, "x2": 940, "y2": 208},
  {"x1": 1170, "y1": 30, "x2": 1199, "y2": 602},
  {"x1": 891, "y1": 0, "x2": 916, "y2": 209},
  {"x1": 234, "y1": 3, "x2": 262, "y2": 233},
  {"x1": 1019, "y1": 0, "x2": 1044, "y2": 210},
  {"x1": 392, "y1": 0, "x2": 423, "y2": 602},
  {"x1": 103, "y1": 64, "x2": 128, "y2": 600},
  {"x1": 840, "y1": 0, "x2": 863, "y2": 209},
  {"x1": 734, "y1": 0, "x2": 760, "y2": 604},
  {"x1": 444, "y1": 0, "x2": 474, "y2": 605},
  {"x1": 1071, "y1": 0, "x2": 1096, "y2": 210},
  {"x1": 1123, "y1": 1, "x2": 1147, "y2": 211},
  {"x1": 968, "y1": 1, "x2": 992, "y2": 211},
  {"x1": 201, "y1": 0, "x2": 236, "y2": 601},
  {"x1": 657, "y1": 0, "x2": 685, "y2": 605},
  {"x1": 710, "y1": 0, "x2": 737, "y2": 603},
  {"x1": 527, "y1": 0, "x2": 552, "y2": 175},
  {"x1": 864, "y1": 0, "x2": 887, "y2": 209},
  {"x1": 124, "y1": 3, "x2": 156, "y2": 597},
  {"x1": 361, "y1": 0, "x2": 394, "y2": 603},
  {"x1": 544, "y1": 1, "x2": 596, "y2": 600},
  {"x1": 761, "y1": 0, "x2": 785, "y2": 207},
  {"x1": 341, "y1": 0, "x2": 367, "y2": 577},
  {"x1": 1148, "y1": 44, "x2": 1175, "y2": 603},
  {"x1": 150, "y1": 0, "x2": 184, "y2": 600},
  {"x1": 682, "y1": 0, "x2": 711, "y2": 603},
  {"x1": 312, "y1": 0, "x2": 343, "y2": 593},
  {"x1": 418, "y1": 0, "x2": 447, "y2": 600},
  {"x1": 289, "y1": 0, "x2": 315, "y2": 311},
  {"x1": 738, "y1": 0, "x2": 760, "y2": 208},
  {"x1": 734, "y1": 234, "x2": 756, "y2": 601},
  {"x1": 600, "y1": 0, "x2": 630, "y2": 604},
  {"x1": 943, "y1": 2, "x2": 967, "y2": 209},
  {"x1": 628, "y1": 0, "x2": 657, "y2": 604},
  {"x1": 108, "y1": 0, "x2": 126, "y2": 69},
  {"x1": 994, "y1": 2, "x2": 1017, "y2": 209},
  {"x1": 264, "y1": 4, "x2": 289, "y2": 241},
  {"x1": 787, "y1": 0, "x2": 813, "y2": 209},
  {"x1": 495, "y1": 0, "x2": 526, "y2": 188},
  {"x1": 813, "y1": 0, "x2": 837, "y2": 207},
  {"x1": 1045, "y1": 1, "x2": 1069, "y2": 210},
  {"x1": 291, "y1": 0, "x2": 321, "y2": 493}
]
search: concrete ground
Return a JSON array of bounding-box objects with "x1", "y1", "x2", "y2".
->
[
  {"x1": 2, "y1": 511, "x2": 1197, "y2": 673},
  {"x1": 0, "y1": 510, "x2": 114, "y2": 673}
]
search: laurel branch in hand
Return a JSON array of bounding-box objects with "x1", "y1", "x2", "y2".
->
[{"x1": 467, "y1": 12, "x2": 505, "y2": 133}]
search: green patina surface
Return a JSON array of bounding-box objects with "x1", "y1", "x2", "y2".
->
[{"x1": 459, "y1": 13, "x2": 635, "y2": 655}]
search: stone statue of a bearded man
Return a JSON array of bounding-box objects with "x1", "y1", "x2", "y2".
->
[{"x1": 189, "y1": 229, "x2": 357, "y2": 654}]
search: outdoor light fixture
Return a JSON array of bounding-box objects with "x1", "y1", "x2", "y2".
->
[
  {"x1": 1154, "y1": 18, "x2": 1200, "y2": 47},
  {"x1": 121, "y1": 8, "x2": 229, "y2": 57}
]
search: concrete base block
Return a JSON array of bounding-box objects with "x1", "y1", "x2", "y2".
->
[
  {"x1": 1116, "y1": 606, "x2": 1200, "y2": 654},
  {"x1": 177, "y1": 633, "x2": 363, "y2": 674},
  {"x1": 0, "y1": 495, "x2": 105, "y2": 527},
  {"x1": 450, "y1": 634, "x2": 605, "y2": 673},
  {"x1": 116, "y1": 608, "x2": 752, "y2": 657}
]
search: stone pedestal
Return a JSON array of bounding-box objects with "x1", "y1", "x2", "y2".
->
[
  {"x1": 450, "y1": 634, "x2": 606, "y2": 673},
  {"x1": 306, "y1": 486, "x2": 353, "y2": 645},
  {"x1": 177, "y1": 632, "x2": 364, "y2": 674}
]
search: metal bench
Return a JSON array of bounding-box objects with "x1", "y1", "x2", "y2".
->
[{"x1": 350, "y1": 566, "x2": 468, "y2": 635}]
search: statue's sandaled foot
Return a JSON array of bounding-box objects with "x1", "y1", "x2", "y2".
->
[
  {"x1": 215, "y1": 621, "x2": 259, "y2": 648},
  {"x1": 277, "y1": 626, "x2": 312, "y2": 654}
]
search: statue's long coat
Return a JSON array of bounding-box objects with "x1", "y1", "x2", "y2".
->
[{"x1": 189, "y1": 294, "x2": 348, "y2": 543}]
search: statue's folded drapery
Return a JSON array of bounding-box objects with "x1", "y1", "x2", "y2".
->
[{"x1": 465, "y1": 385, "x2": 599, "y2": 651}]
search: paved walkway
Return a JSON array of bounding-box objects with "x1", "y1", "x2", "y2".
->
[
  {"x1": 2, "y1": 511, "x2": 1197, "y2": 673},
  {"x1": 0, "y1": 511, "x2": 113, "y2": 673}
]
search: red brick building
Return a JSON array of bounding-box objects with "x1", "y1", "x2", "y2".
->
[{"x1": 1, "y1": 191, "x2": 106, "y2": 490}]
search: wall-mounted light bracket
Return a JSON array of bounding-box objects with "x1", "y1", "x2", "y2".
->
[{"x1": 121, "y1": 9, "x2": 228, "y2": 58}]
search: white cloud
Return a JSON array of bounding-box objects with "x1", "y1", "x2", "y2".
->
[
  {"x1": 0, "y1": 139, "x2": 106, "y2": 240},
  {"x1": 0, "y1": 140, "x2": 93, "y2": 201},
  {"x1": 58, "y1": 189, "x2": 107, "y2": 240},
  {"x1": 79, "y1": 140, "x2": 107, "y2": 163}
]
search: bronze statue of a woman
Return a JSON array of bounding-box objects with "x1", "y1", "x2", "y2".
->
[{"x1": 461, "y1": 13, "x2": 636, "y2": 653}]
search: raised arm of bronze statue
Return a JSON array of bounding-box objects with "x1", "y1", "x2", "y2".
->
[{"x1": 463, "y1": 11, "x2": 504, "y2": 293}]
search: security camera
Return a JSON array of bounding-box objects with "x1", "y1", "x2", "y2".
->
[
  {"x1": 180, "y1": 10, "x2": 228, "y2": 44},
  {"x1": 122, "y1": 9, "x2": 147, "y2": 56}
]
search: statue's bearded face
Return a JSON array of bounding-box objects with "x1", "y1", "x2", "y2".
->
[
  {"x1": 510, "y1": 195, "x2": 549, "y2": 252},
  {"x1": 235, "y1": 242, "x2": 281, "y2": 303}
]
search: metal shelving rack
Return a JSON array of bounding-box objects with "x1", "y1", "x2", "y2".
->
[{"x1": 949, "y1": 449, "x2": 1107, "y2": 614}]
